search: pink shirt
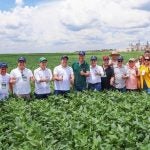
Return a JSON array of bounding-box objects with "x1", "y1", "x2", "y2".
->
[{"x1": 126, "y1": 67, "x2": 138, "y2": 89}]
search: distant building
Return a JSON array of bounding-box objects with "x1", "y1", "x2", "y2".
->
[{"x1": 128, "y1": 41, "x2": 150, "y2": 51}]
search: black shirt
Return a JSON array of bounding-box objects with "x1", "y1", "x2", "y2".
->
[{"x1": 101, "y1": 66, "x2": 114, "y2": 90}]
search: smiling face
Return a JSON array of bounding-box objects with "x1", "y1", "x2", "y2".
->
[
  {"x1": 40, "y1": 61, "x2": 47, "y2": 69},
  {"x1": 144, "y1": 57, "x2": 150, "y2": 66},
  {"x1": 117, "y1": 59, "x2": 123, "y2": 67},
  {"x1": 129, "y1": 61, "x2": 135, "y2": 68},
  {"x1": 61, "y1": 58, "x2": 68, "y2": 67},
  {"x1": 91, "y1": 60, "x2": 97, "y2": 67},
  {"x1": 0, "y1": 67, "x2": 7, "y2": 75},
  {"x1": 79, "y1": 55, "x2": 85, "y2": 63},
  {"x1": 18, "y1": 61, "x2": 26, "y2": 70}
]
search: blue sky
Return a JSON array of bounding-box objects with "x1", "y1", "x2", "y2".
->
[{"x1": 0, "y1": 0, "x2": 150, "y2": 53}]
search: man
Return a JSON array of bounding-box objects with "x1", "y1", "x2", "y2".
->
[
  {"x1": 34, "y1": 57, "x2": 52, "y2": 99},
  {"x1": 101, "y1": 56, "x2": 114, "y2": 90},
  {"x1": 53, "y1": 55, "x2": 74, "y2": 96},
  {"x1": 10, "y1": 57, "x2": 34, "y2": 99},
  {"x1": 111, "y1": 56, "x2": 128, "y2": 92},
  {"x1": 109, "y1": 51, "x2": 120, "y2": 67},
  {"x1": 87, "y1": 56, "x2": 104, "y2": 91},
  {"x1": 72, "y1": 51, "x2": 90, "y2": 91},
  {"x1": 0, "y1": 63, "x2": 11, "y2": 100}
]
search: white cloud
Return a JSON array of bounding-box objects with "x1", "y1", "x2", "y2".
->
[
  {"x1": 15, "y1": 0, "x2": 24, "y2": 6},
  {"x1": 0, "y1": 0, "x2": 150, "y2": 53}
]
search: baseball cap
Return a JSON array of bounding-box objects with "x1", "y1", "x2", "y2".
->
[
  {"x1": 61, "y1": 55, "x2": 69, "y2": 60},
  {"x1": 129, "y1": 58, "x2": 135, "y2": 62},
  {"x1": 0, "y1": 63, "x2": 8, "y2": 68},
  {"x1": 39, "y1": 57, "x2": 47, "y2": 62},
  {"x1": 78, "y1": 51, "x2": 85, "y2": 56},
  {"x1": 90, "y1": 56, "x2": 97, "y2": 61},
  {"x1": 18, "y1": 57, "x2": 26, "y2": 62},
  {"x1": 103, "y1": 56, "x2": 109, "y2": 60},
  {"x1": 117, "y1": 56, "x2": 124, "y2": 61}
]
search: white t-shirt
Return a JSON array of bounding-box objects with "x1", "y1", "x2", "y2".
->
[
  {"x1": 87, "y1": 65, "x2": 104, "y2": 84},
  {"x1": 53, "y1": 65, "x2": 73, "y2": 91},
  {"x1": 114, "y1": 65, "x2": 128, "y2": 89},
  {"x1": 34, "y1": 67, "x2": 52, "y2": 94},
  {"x1": 10, "y1": 68, "x2": 33, "y2": 95},
  {"x1": 0, "y1": 73, "x2": 10, "y2": 100}
]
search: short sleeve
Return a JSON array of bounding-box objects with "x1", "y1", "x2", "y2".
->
[
  {"x1": 53, "y1": 67, "x2": 58, "y2": 75},
  {"x1": 29, "y1": 69, "x2": 33, "y2": 77},
  {"x1": 86, "y1": 63, "x2": 90, "y2": 71},
  {"x1": 48, "y1": 69, "x2": 53, "y2": 80},
  {"x1": 10, "y1": 70, "x2": 15, "y2": 78},
  {"x1": 70, "y1": 67, "x2": 74, "y2": 75}
]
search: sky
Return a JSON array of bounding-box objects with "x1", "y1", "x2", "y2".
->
[{"x1": 0, "y1": 0, "x2": 150, "y2": 53}]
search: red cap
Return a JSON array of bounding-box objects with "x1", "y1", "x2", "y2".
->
[{"x1": 103, "y1": 56, "x2": 109, "y2": 60}]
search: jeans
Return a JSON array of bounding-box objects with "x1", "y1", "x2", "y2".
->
[
  {"x1": 54, "y1": 90, "x2": 70, "y2": 96},
  {"x1": 88, "y1": 82, "x2": 101, "y2": 91},
  {"x1": 143, "y1": 81, "x2": 150, "y2": 94},
  {"x1": 116, "y1": 87, "x2": 126, "y2": 92},
  {"x1": 74, "y1": 86, "x2": 86, "y2": 92},
  {"x1": 34, "y1": 93, "x2": 50, "y2": 99}
]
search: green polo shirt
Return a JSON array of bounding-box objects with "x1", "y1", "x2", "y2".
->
[{"x1": 72, "y1": 61, "x2": 90, "y2": 88}]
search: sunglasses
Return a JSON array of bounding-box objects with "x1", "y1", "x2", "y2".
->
[
  {"x1": 118, "y1": 60, "x2": 123, "y2": 62},
  {"x1": 144, "y1": 59, "x2": 150, "y2": 61},
  {"x1": 104, "y1": 59, "x2": 109, "y2": 61}
]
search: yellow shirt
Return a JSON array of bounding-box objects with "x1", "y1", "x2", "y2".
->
[{"x1": 139, "y1": 65, "x2": 150, "y2": 88}]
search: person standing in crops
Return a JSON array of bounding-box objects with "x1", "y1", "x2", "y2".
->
[
  {"x1": 109, "y1": 51, "x2": 120, "y2": 67},
  {"x1": 53, "y1": 55, "x2": 74, "y2": 96},
  {"x1": 126, "y1": 58, "x2": 138, "y2": 91},
  {"x1": 86, "y1": 56, "x2": 104, "y2": 91},
  {"x1": 72, "y1": 51, "x2": 90, "y2": 91},
  {"x1": 101, "y1": 56, "x2": 114, "y2": 90},
  {"x1": 110, "y1": 56, "x2": 128, "y2": 92},
  {"x1": 0, "y1": 63, "x2": 11, "y2": 100},
  {"x1": 139, "y1": 56, "x2": 150, "y2": 94},
  {"x1": 10, "y1": 57, "x2": 34, "y2": 99},
  {"x1": 34, "y1": 57, "x2": 52, "y2": 99}
]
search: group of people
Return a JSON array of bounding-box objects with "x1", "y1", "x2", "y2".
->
[{"x1": 0, "y1": 50, "x2": 150, "y2": 100}]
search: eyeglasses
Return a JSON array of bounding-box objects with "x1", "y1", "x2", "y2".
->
[{"x1": 118, "y1": 60, "x2": 123, "y2": 62}]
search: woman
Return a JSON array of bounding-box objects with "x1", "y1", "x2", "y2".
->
[{"x1": 139, "y1": 56, "x2": 150, "y2": 94}]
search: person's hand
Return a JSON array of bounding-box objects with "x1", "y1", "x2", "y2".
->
[
  {"x1": 80, "y1": 71, "x2": 85, "y2": 76},
  {"x1": 95, "y1": 71, "x2": 101, "y2": 76},
  {"x1": 11, "y1": 77, "x2": 16, "y2": 84},
  {"x1": 122, "y1": 74, "x2": 128, "y2": 79},
  {"x1": 110, "y1": 78, "x2": 114, "y2": 86},
  {"x1": 58, "y1": 76, "x2": 63, "y2": 81}
]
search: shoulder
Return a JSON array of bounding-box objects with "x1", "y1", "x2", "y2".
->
[
  {"x1": 47, "y1": 68, "x2": 52, "y2": 73},
  {"x1": 54, "y1": 65, "x2": 60, "y2": 70},
  {"x1": 10, "y1": 68, "x2": 17, "y2": 74},
  {"x1": 26, "y1": 68, "x2": 32, "y2": 73},
  {"x1": 34, "y1": 68, "x2": 40, "y2": 73},
  {"x1": 72, "y1": 61, "x2": 78, "y2": 66}
]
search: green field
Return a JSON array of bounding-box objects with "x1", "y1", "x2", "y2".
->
[{"x1": 1, "y1": 51, "x2": 150, "y2": 150}]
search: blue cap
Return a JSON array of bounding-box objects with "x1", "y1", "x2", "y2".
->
[
  {"x1": 18, "y1": 57, "x2": 26, "y2": 62},
  {"x1": 90, "y1": 56, "x2": 97, "y2": 61},
  {"x1": 78, "y1": 51, "x2": 85, "y2": 56},
  {"x1": 117, "y1": 56, "x2": 124, "y2": 61},
  {"x1": 0, "y1": 63, "x2": 8, "y2": 68}
]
